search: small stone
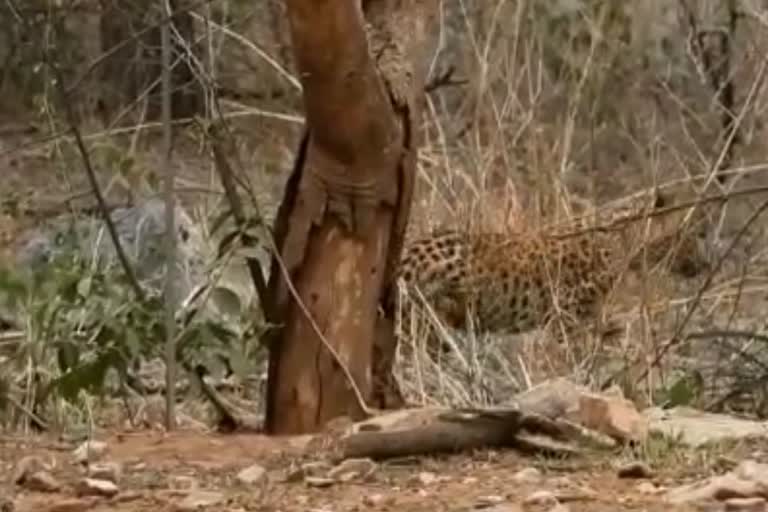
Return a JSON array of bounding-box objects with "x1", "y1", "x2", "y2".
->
[
  {"x1": 475, "y1": 495, "x2": 505, "y2": 506},
  {"x1": 553, "y1": 488, "x2": 597, "y2": 503},
  {"x1": 169, "y1": 476, "x2": 199, "y2": 491},
  {"x1": 24, "y1": 471, "x2": 61, "y2": 492},
  {"x1": 549, "y1": 476, "x2": 574, "y2": 488},
  {"x1": 336, "y1": 472, "x2": 358, "y2": 483},
  {"x1": 285, "y1": 435, "x2": 313, "y2": 452},
  {"x1": 328, "y1": 458, "x2": 377, "y2": 481},
  {"x1": 578, "y1": 394, "x2": 648, "y2": 443},
  {"x1": 512, "y1": 467, "x2": 543, "y2": 483},
  {"x1": 547, "y1": 505, "x2": 571, "y2": 512},
  {"x1": 75, "y1": 478, "x2": 119, "y2": 498},
  {"x1": 301, "y1": 461, "x2": 332, "y2": 475},
  {"x1": 735, "y1": 460, "x2": 768, "y2": 487},
  {"x1": 362, "y1": 494, "x2": 391, "y2": 506},
  {"x1": 524, "y1": 490, "x2": 558, "y2": 506},
  {"x1": 725, "y1": 497, "x2": 767, "y2": 511},
  {"x1": 12, "y1": 456, "x2": 47, "y2": 485},
  {"x1": 417, "y1": 471, "x2": 437, "y2": 485},
  {"x1": 617, "y1": 461, "x2": 654, "y2": 479},
  {"x1": 645, "y1": 407, "x2": 768, "y2": 448},
  {"x1": 666, "y1": 474, "x2": 762, "y2": 504},
  {"x1": 282, "y1": 461, "x2": 331, "y2": 482},
  {"x1": 636, "y1": 482, "x2": 660, "y2": 495},
  {"x1": 113, "y1": 491, "x2": 144, "y2": 504},
  {"x1": 478, "y1": 505, "x2": 524, "y2": 512},
  {"x1": 73, "y1": 441, "x2": 108, "y2": 464},
  {"x1": 45, "y1": 497, "x2": 100, "y2": 512},
  {"x1": 176, "y1": 491, "x2": 224, "y2": 511},
  {"x1": 305, "y1": 476, "x2": 335, "y2": 488},
  {"x1": 87, "y1": 462, "x2": 122, "y2": 483},
  {"x1": 236, "y1": 464, "x2": 267, "y2": 485}
]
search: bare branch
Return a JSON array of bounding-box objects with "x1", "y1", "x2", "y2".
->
[{"x1": 7, "y1": 0, "x2": 146, "y2": 303}]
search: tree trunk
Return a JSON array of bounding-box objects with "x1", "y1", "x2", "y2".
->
[
  {"x1": 265, "y1": 0, "x2": 436, "y2": 435},
  {"x1": 98, "y1": 0, "x2": 201, "y2": 124}
]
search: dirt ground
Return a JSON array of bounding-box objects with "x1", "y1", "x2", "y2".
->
[{"x1": 3, "y1": 427, "x2": 754, "y2": 512}]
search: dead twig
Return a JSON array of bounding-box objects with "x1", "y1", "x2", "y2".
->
[
  {"x1": 634, "y1": 198, "x2": 768, "y2": 385},
  {"x1": 205, "y1": 121, "x2": 271, "y2": 321}
]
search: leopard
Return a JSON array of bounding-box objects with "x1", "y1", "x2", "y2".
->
[{"x1": 391, "y1": 192, "x2": 710, "y2": 350}]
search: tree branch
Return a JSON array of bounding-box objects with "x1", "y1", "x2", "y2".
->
[{"x1": 9, "y1": 0, "x2": 146, "y2": 303}]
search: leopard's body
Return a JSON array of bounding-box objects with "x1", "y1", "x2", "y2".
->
[{"x1": 393, "y1": 197, "x2": 708, "y2": 340}]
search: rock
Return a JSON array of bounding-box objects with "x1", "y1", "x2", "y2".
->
[
  {"x1": 617, "y1": 461, "x2": 654, "y2": 479},
  {"x1": 328, "y1": 459, "x2": 377, "y2": 482},
  {"x1": 553, "y1": 488, "x2": 597, "y2": 503},
  {"x1": 549, "y1": 476, "x2": 574, "y2": 488},
  {"x1": 362, "y1": 494, "x2": 392, "y2": 506},
  {"x1": 475, "y1": 505, "x2": 523, "y2": 512},
  {"x1": 507, "y1": 377, "x2": 589, "y2": 416},
  {"x1": 15, "y1": 199, "x2": 213, "y2": 303},
  {"x1": 236, "y1": 464, "x2": 267, "y2": 485},
  {"x1": 665, "y1": 459, "x2": 768, "y2": 507},
  {"x1": 725, "y1": 497, "x2": 767, "y2": 511},
  {"x1": 475, "y1": 495, "x2": 505, "y2": 507},
  {"x1": 328, "y1": 458, "x2": 377, "y2": 482},
  {"x1": 169, "y1": 476, "x2": 199, "y2": 491},
  {"x1": 636, "y1": 482, "x2": 661, "y2": 495},
  {"x1": 278, "y1": 460, "x2": 333, "y2": 483},
  {"x1": 512, "y1": 467, "x2": 543, "y2": 484},
  {"x1": 300, "y1": 461, "x2": 331, "y2": 477},
  {"x1": 304, "y1": 476, "x2": 335, "y2": 488},
  {"x1": 45, "y1": 498, "x2": 100, "y2": 512},
  {"x1": 112, "y1": 491, "x2": 144, "y2": 504},
  {"x1": 417, "y1": 471, "x2": 437, "y2": 485},
  {"x1": 734, "y1": 460, "x2": 768, "y2": 488},
  {"x1": 645, "y1": 407, "x2": 768, "y2": 448},
  {"x1": 577, "y1": 393, "x2": 648, "y2": 443},
  {"x1": 75, "y1": 478, "x2": 119, "y2": 498},
  {"x1": 131, "y1": 462, "x2": 147, "y2": 472},
  {"x1": 175, "y1": 491, "x2": 224, "y2": 511},
  {"x1": 523, "y1": 490, "x2": 559, "y2": 507},
  {"x1": 665, "y1": 473, "x2": 764, "y2": 504},
  {"x1": 72, "y1": 441, "x2": 108, "y2": 464},
  {"x1": 24, "y1": 471, "x2": 62, "y2": 492},
  {"x1": 547, "y1": 505, "x2": 571, "y2": 512},
  {"x1": 286, "y1": 435, "x2": 314, "y2": 451},
  {"x1": 12, "y1": 455, "x2": 47, "y2": 485},
  {"x1": 87, "y1": 462, "x2": 122, "y2": 483}
]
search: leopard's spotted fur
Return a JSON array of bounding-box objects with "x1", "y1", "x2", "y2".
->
[{"x1": 393, "y1": 194, "x2": 709, "y2": 340}]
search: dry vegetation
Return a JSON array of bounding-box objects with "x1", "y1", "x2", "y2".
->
[
  {"x1": 5, "y1": 1, "x2": 768, "y2": 511},
  {"x1": 382, "y1": 0, "x2": 768, "y2": 417},
  {"x1": 2, "y1": 0, "x2": 768, "y2": 489}
]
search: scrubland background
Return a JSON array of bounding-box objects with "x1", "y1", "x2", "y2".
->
[{"x1": 2, "y1": 0, "x2": 768, "y2": 427}]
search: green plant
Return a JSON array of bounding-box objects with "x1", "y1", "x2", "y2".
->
[{"x1": 0, "y1": 240, "x2": 266, "y2": 429}]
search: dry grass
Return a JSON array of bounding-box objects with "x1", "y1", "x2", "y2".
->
[
  {"x1": 387, "y1": 1, "x2": 768, "y2": 414},
  {"x1": 3, "y1": 1, "x2": 768, "y2": 421}
]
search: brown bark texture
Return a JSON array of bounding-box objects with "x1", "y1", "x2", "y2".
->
[{"x1": 265, "y1": 0, "x2": 436, "y2": 435}]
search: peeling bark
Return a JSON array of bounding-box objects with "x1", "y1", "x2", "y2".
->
[{"x1": 265, "y1": 0, "x2": 436, "y2": 434}]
